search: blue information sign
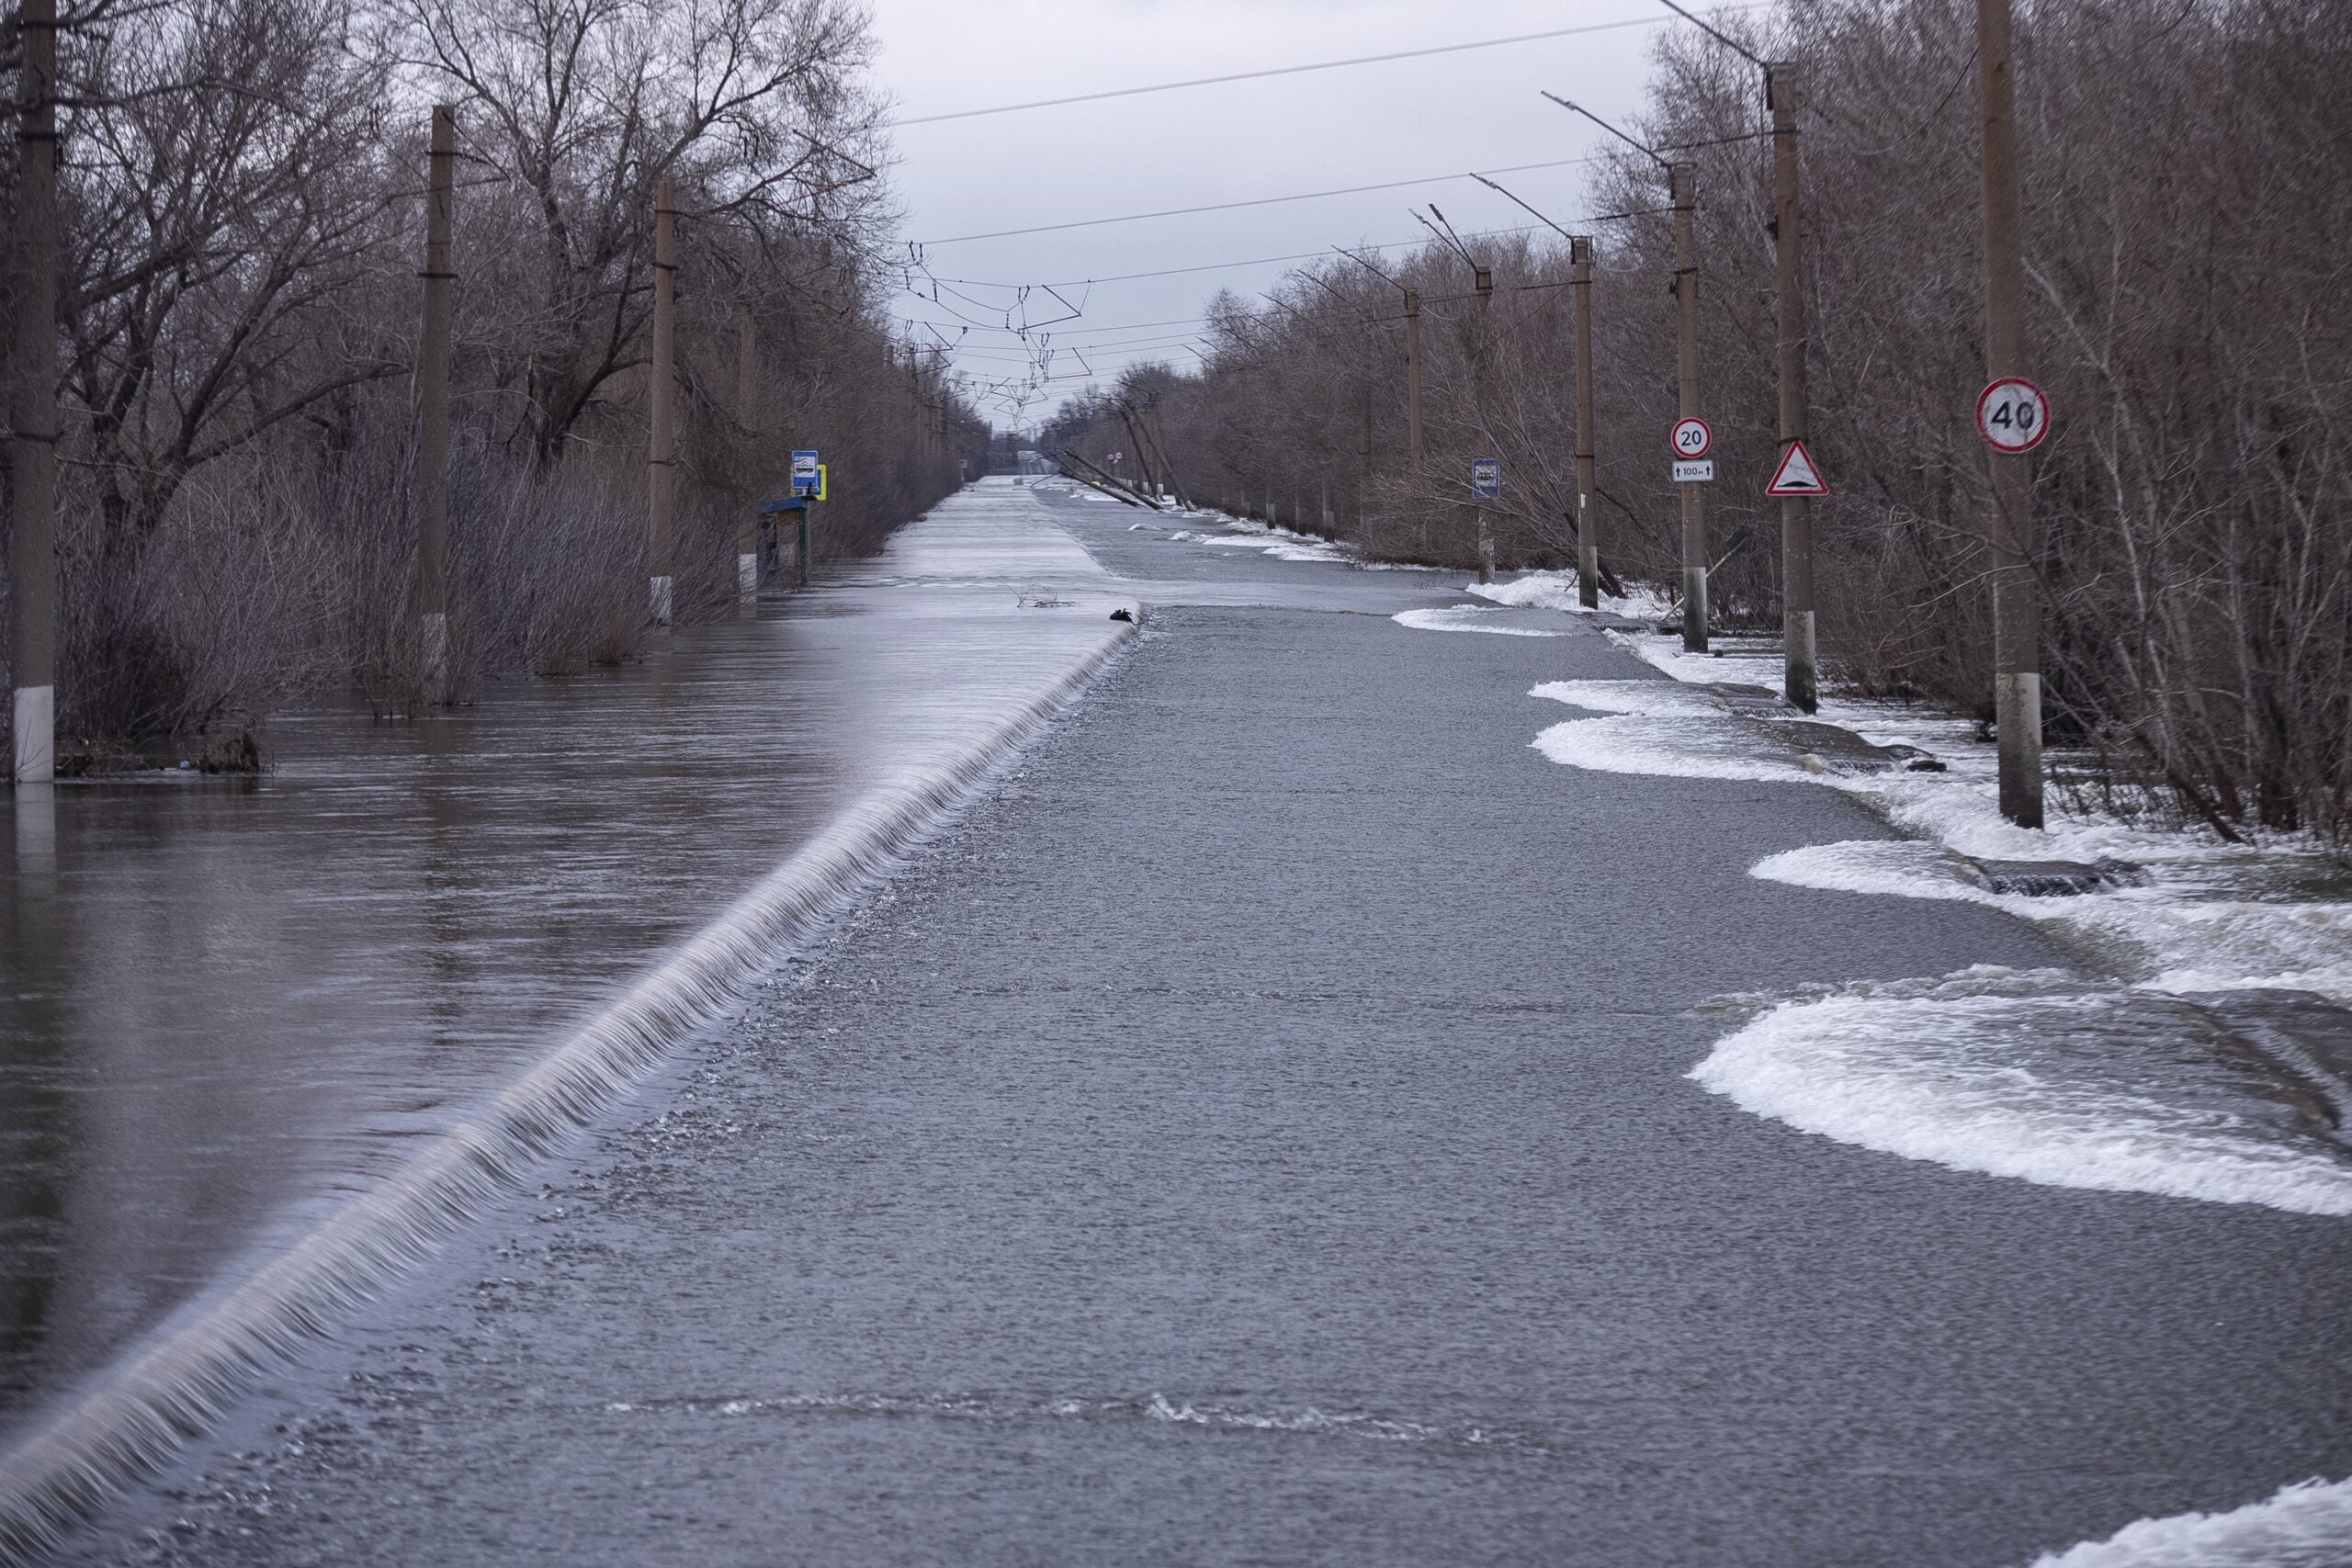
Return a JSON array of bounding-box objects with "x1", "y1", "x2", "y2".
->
[
  {"x1": 791, "y1": 449, "x2": 820, "y2": 495},
  {"x1": 1471, "y1": 458, "x2": 1501, "y2": 499}
]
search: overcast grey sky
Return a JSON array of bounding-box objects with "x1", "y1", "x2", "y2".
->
[{"x1": 866, "y1": 1, "x2": 1707, "y2": 433}]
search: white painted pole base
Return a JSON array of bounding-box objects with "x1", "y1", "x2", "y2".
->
[
  {"x1": 1682, "y1": 567, "x2": 1709, "y2": 653},
  {"x1": 12, "y1": 684, "x2": 54, "y2": 784},
  {"x1": 421, "y1": 611, "x2": 448, "y2": 705},
  {"x1": 1784, "y1": 608, "x2": 1818, "y2": 712},
  {"x1": 650, "y1": 574, "x2": 674, "y2": 626},
  {"x1": 1476, "y1": 511, "x2": 1495, "y2": 585},
  {"x1": 737, "y1": 552, "x2": 758, "y2": 605}
]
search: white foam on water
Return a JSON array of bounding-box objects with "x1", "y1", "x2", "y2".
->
[
  {"x1": 1751, "y1": 840, "x2": 2352, "y2": 1008},
  {"x1": 1690, "y1": 967, "x2": 2352, "y2": 1216},
  {"x1": 1749, "y1": 840, "x2": 1991, "y2": 904},
  {"x1": 1530, "y1": 679, "x2": 1812, "y2": 781},
  {"x1": 2022, "y1": 1474, "x2": 2352, "y2": 1567},
  {"x1": 1532, "y1": 678, "x2": 1734, "y2": 717},
  {"x1": 1531, "y1": 716, "x2": 1814, "y2": 782},
  {"x1": 1394, "y1": 606, "x2": 1566, "y2": 638},
  {"x1": 598, "y1": 1390, "x2": 1541, "y2": 1451}
]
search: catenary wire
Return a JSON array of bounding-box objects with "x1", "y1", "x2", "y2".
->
[{"x1": 913, "y1": 156, "x2": 1600, "y2": 246}]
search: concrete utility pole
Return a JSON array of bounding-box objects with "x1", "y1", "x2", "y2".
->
[
  {"x1": 648, "y1": 178, "x2": 678, "y2": 626},
  {"x1": 1670, "y1": 162, "x2": 1708, "y2": 654},
  {"x1": 1976, "y1": 0, "x2": 2042, "y2": 826},
  {"x1": 10, "y1": 0, "x2": 60, "y2": 783},
  {"x1": 1571, "y1": 236, "x2": 1601, "y2": 610},
  {"x1": 736, "y1": 286, "x2": 759, "y2": 614},
  {"x1": 415, "y1": 104, "x2": 456, "y2": 703},
  {"x1": 1473, "y1": 264, "x2": 1495, "y2": 585},
  {"x1": 1769, "y1": 64, "x2": 1815, "y2": 711}
]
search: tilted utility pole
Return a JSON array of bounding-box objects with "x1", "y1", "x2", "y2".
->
[
  {"x1": 1769, "y1": 64, "x2": 1815, "y2": 711},
  {"x1": 415, "y1": 104, "x2": 456, "y2": 703},
  {"x1": 648, "y1": 178, "x2": 678, "y2": 626},
  {"x1": 1404, "y1": 287, "x2": 1425, "y2": 471},
  {"x1": 10, "y1": 0, "x2": 60, "y2": 783},
  {"x1": 1670, "y1": 162, "x2": 1708, "y2": 654},
  {"x1": 1976, "y1": 0, "x2": 2042, "y2": 826},
  {"x1": 1571, "y1": 235, "x2": 1600, "y2": 610}
]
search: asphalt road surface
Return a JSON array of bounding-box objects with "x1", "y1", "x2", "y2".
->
[{"x1": 70, "y1": 486, "x2": 2352, "y2": 1567}]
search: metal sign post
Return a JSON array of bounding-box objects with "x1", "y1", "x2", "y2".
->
[{"x1": 1470, "y1": 458, "x2": 1499, "y2": 584}]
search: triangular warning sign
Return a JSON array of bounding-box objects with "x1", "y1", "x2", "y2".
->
[{"x1": 1767, "y1": 440, "x2": 1828, "y2": 497}]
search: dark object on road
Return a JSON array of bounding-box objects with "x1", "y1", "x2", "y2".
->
[
  {"x1": 1697, "y1": 682, "x2": 1784, "y2": 716},
  {"x1": 1109, "y1": 608, "x2": 1134, "y2": 622}
]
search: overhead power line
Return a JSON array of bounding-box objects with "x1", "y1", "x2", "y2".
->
[
  {"x1": 915, "y1": 156, "x2": 1599, "y2": 246},
  {"x1": 921, "y1": 224, "x2": 1552, "y2": 291},
  {"x1": 942, "y1": 334, "x2": 1208, "y2": 362},
  {"x1": 888, "y1": 8, "x2": 1766, "y2": 129},
  {"x1": 890, "y1": 313, "x2": 1211, "y2": 339},
  {"x1": 897, "y1": 221, "x2": 1577, "y2": 350}
]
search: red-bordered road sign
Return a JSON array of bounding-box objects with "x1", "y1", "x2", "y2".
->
[
  {"x1": 1975, "y1": 378, "x2": 2051, "y2": 454},
  {"x1": 1669, "y1": 417, "x2": 1713, "y2": 459},
  {"x1": 1766, "y1": 439, "x2": 1828, "y2": 497}
]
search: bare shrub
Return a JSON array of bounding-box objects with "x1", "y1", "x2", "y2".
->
[{"x1": 1053, "y1": 0, "x2": 2352, "y2": 845}]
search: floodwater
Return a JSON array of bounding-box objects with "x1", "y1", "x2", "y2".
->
[{"x1": 0, "y1": 483, "x2": 1132, "y2": 1441}]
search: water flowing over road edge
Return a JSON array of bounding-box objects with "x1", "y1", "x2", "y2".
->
[{"x1": 0, "y1": 533, "x2": 1137, "y2": 1565}]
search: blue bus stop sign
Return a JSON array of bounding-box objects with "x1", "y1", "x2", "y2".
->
[
  {"x1": 1471, "y1": 457, "x2": 1501, "y2": 499},
  {"x1": 791, "y1": 449, "x2": 820, "y2": 495}
]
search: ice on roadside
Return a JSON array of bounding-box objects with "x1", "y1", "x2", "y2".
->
[
  {"x1": 1529, "y1": 678, "x2": 1812, "y2": 781},
  {"x1": 2021, "y1": 1473, "x2": 2352, "y2": 1567},
  {"x1": 1465, "y1": 569, "x2": 1672, "y2": 622},
  {"x1": 1158, "y1": 513, "x2": 1367, "y2": 566},
  {"x1": 1521, "y1": 662, "x2": 2352, "y2": 1221},
  {"x1": 1524, "y1": 674, "x2": 2352, "y2": 1009},
  {"x1": 1394, "y1": 606, "x2": 1566, "y2": 638},
  {"x1": 1690, "y1": 965, "x2": 2352, "y2": 1218}
]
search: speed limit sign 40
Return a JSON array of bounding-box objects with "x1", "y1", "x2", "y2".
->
[
  {"x1": 1975, "y1": 378, "x2": 2050, "y2": 454},
  {"x1": 1670, "y1": 417, "x2": 1713, "y2": 458}
]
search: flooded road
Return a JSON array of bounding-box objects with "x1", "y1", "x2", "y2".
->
[
  {"x1": 0, "y1": 484, "x2": 1137, "y2": 1443},
  {"x1": 13, "y1": 481, "x2": 2348, "y2": 1567}
]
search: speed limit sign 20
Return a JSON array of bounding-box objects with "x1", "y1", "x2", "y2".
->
[
  {"x1": 1670, "y1": 417, "x2": 1713, "y2": 458},
  {"x1": 1975, "y1": 378, "x2": 2050, "y2": 454}
]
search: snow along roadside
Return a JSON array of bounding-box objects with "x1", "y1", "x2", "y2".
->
[{"x1": 1474, "y1": 568, "x2": 2352, "y2": 1568}]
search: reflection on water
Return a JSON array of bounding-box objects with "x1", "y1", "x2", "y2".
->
[{"x1": 0, "y1": 484, "x2": 1126, "y2": 1437}]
